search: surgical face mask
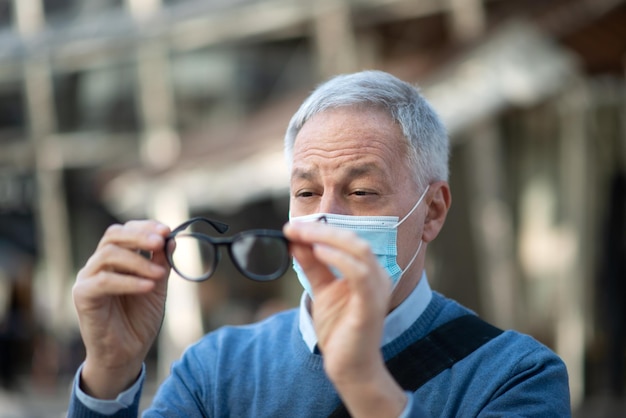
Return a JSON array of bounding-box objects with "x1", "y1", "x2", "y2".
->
[{"x1": 290, "y1": 186, "x2": 429, "y2": 297}]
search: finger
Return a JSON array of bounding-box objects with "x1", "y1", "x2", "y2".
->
[
  {"x1": 290, "y1": 240, "x2": 370, "y2": 301},
  {"x1": 97, "y1": 220, "x2": 171, "y2": 252},
  {"x1": 286, "y1": 222, "x2": 378, "y2": 275},
  {"x1": 151, "y1": 245, "x2": 171, "y2": 270},
  {"x1": 312, "y1": 243, "x2": 370, "y2": 282},
  {"x1": 82, "y1": 244, "x2": 167, "y2": 280},
  {"x1": 285, "y1": 221, "x2": 366, "y2": 260},
  {"x1": 313, "y1": 241, "x2": 389, "y2": 295},
  {"x1": 74, "y1": 270, "x2": 157, "y2": 298},
  {"x1": 290, "y1": 241, "x2": 336, "y2": 287},
  {"x1": 286, "y1": 222, "x2": 389, "y2": 294}
]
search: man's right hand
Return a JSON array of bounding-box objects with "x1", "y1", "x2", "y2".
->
[{"x1": 72, "y1": 220, "x2": 171, "y2": 399}]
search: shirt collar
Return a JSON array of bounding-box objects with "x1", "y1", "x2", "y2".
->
[{"x1": 298, "y1": 271, "x2": 433, "y2": 353}]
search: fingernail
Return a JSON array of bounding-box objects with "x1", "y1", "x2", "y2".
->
[
  {"x1": 155, "y1": 223, "x2": 170, "y2": 234},
  {"x1": 148, "y1": 234, "x2": 163, "y2": 245},
  {"x1": 151, "y1": 264, "x2": 165, "y2": 274}
]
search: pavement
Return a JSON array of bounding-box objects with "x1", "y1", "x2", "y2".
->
[
  {"x1": 0, "y1": 389, "x2": 68, "y2": 418},
  {"x1": 0, "y1": 377, "x2": 158, "y2": 418}
]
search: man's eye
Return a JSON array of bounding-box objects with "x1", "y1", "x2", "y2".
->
[
  {"x1": 296, "y1": 191, "x2": 314, "y2": 198},
  {"x1": 353, "y1": 190, "x2": 374, "y2": 196}
]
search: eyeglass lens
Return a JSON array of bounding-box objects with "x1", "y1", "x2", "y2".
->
[
  {"x1": 230, "y1": 233, "x2": 289, "y2": 280},
  {"x1": 167, "y1": 235, "x2": 217, "y2": 281}
]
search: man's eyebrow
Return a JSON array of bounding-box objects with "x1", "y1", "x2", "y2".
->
[{"x1": 291, "y1": 167, "x2": 318, "y2": 181}]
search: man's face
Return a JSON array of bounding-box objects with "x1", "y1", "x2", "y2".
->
[{"x1": 289, "y1": 106, "x2": 427, "y2": 280}]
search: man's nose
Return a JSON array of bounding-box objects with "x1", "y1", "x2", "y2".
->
[{"x1": 318, "y1": 193, "x2": 348, "y2": 215}]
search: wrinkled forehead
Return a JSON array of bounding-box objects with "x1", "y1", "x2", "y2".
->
[
  {"x1": 295, "y1": 108, "x2": 412, "y2": 162},
  {"x1": 290, "y1": 107, "x2": 415, "y2": 185}
]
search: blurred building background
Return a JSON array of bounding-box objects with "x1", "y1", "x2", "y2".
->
[{"x1": 0, "y1": 0, "x2": 624, "y2": 416}]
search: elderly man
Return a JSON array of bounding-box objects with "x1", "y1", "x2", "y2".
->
[{"x1": 68, "y1": 71, "x2": 570, "y2": 417}]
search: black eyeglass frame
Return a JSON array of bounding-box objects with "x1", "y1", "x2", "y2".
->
[{"x1": 164, "y1": 217, "x2": 290, "y2": 282}]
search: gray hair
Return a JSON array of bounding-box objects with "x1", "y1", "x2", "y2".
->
[{"x1": 284, "y1": 70, "x2": 449, "y2": 188}]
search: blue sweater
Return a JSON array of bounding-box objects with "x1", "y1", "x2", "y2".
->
[{"x1": 68, "y1": 292, "x2": 570, "y2": 417}]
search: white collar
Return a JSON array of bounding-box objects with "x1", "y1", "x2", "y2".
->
[{"x1": 298, "y1": 272, "x2": 433, "y2": 353}]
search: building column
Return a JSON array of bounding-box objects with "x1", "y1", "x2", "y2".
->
[
  {"x1": 556, "y1": 81, "x2": 591, "y2": 409},
  {"x1": 126, "y1": 0, "x2": 201, "y2": 384},
  {"x1": 311, "y1": 0, "x2": 358, "y2": 79},
  {"x1": 463, "y1": 121, "x2": 520, "y2": 329},
  {"x1": 14, "y1": 0, "x2": 74, "y2": 335}
]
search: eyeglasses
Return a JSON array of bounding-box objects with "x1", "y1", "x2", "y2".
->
[{"x1": 164, "y1": 217, "x2": 290, "y2": 282}]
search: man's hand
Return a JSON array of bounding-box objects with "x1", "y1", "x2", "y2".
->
[
  {"x1": 72, "y1": 220, "x2": 171, "y2": 399},
  {"x1": 284, "y1": 221, "x2": 408, "y2": 418}
]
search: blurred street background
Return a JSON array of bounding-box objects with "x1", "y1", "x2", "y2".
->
[{"x1": 0, "y1": 0, "x2": 625, "y2": 416}]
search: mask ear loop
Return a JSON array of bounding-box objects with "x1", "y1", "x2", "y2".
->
[
  {"x1": 396, "y1": 240, "x2": 423, "y2": 285},
  {"x1": 396, "y1": 185, "x2": 430, "y2": 228},
  {"x1": 393, "y1": 185, "x2": 430, "y2": 286}
]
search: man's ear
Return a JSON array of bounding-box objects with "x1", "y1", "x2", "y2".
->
[{"x1": 422, "y1": 181, "x2": 451, "y2": 243}]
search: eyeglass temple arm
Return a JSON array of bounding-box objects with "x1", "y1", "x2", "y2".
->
[{"x1": 170, "y1": 217, "x2": 230, "y2": 235}]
